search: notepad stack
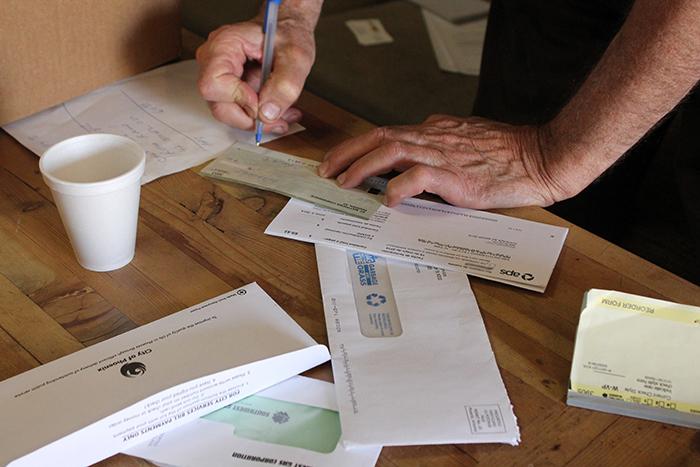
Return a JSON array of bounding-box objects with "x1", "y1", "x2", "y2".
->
[{"x1": 567, "y1": 289, "x2": 700, "y2": 428}]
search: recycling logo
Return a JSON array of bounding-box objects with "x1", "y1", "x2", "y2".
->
[{"x1": 366, "y1": 293, "x2": 387, "y2": 307}]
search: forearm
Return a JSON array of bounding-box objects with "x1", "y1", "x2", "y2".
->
[
  {"x1": 541, "y1": 0, "x2": 700, "y2": 198},
  {"x1": 253, "y1": 0, "x2": 323, "y2": 32}
]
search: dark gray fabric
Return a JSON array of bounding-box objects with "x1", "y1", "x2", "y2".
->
[
  {"x1": 475, "y1": 0, "x2": 700, "y2": 284},
  {"x1": 182, "y1": 0, "x2": 390, "y2": 38}
]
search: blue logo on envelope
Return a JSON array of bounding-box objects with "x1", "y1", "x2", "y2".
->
[
  {"x1": 353, "y1": 253, "x2": 379, "y2": 286},
  {"x1": 366, "y1": 293, "x2": 387, "y2": 307}
]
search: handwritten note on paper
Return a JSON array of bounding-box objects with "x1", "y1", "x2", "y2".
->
[{"x1": 2, "y1": 61, "x2": 303, "y2": 183}]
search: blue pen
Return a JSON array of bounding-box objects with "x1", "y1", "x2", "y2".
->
[{"x1": 255, "y1": 0, "x2": 282, "y2": 146}]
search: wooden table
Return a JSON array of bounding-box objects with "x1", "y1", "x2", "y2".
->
[{"x1": 1, "y1": 91, "x2": 698, "y2": 467}]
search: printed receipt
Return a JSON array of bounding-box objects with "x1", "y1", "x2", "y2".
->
[{"x1": 266, "y1": 198, "x2": 568, "y2": 292}]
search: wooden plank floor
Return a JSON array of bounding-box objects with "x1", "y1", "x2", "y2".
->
[{"x1": 1, "y1": 89, "x2": 699, "y2": 467}]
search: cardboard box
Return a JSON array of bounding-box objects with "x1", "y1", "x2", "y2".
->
[{"x1": 0, "y1": 0, "x2": 181, "y2": 126}]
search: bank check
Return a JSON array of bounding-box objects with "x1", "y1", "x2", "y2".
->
[
  {"x1": 316, "y1": 245, "x2": 519, "y2": 446},
  {"x1": 0, "y1": 283, "x2": 329, "y2": 467},
  {"x1": 201, "y1": 143, "x2": 383, "y2": 219},
  {"x1": 267, "y1": 198, "x2": 568, "y2": 292},
  {"x1": 126, "y1": 376, "x2": 382, "y2": 466}
]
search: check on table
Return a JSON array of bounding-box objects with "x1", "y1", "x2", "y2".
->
[{"x1": 201, "y1": 142, "x2": 383, "y2": 219}]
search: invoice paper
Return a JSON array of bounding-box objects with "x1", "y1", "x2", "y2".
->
[
  {"x1": 266, "y1": 198, "x2": 568, "y2": 292},
  {"x1": 345, "y1": 19, "x2": 394, "y2": 46},
  {"x1": 201, "y1": 142, "x2": 382, "y2": 219},
  {"x1": 316, "y1": 245, "x2": 519, "y2": 446},
  {"x1": 126, "y1": 376, "x2": 382, "y2": 467},
  {"x1": 0, "y1": 283, "x2": 330, "y2": 467},
  {"x1": 2, "y1": 60, "x2": 303, "y2": 183},
  {"x1": 423, "y1": 9, "x2": 487, "y2": 76},
  {"x1": 567, "y1": 289, "x2": 700, "y2": 428}
]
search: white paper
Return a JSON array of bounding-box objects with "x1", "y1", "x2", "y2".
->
[
  {"x1": 346, "y1": 19, "x2": 394, "y2": 46},
  {"x1": 411, "y1": 0, "x2": 490, "y2": 23},
  {"x1": 126, "y1": 376, "x2": 382, "y2": 466},
  {"x1": 265, "y1": 198, "x2": 568, "y2": 292},
  {"x1": 2, "y1": 60, "x2": 303, "y2": 183},
  {"x1": 0, "y1": 283, "x2": 330, "y2": 467},
  {"x1": 316, "y1": 245, "x2": 519, "y2": 446},
  {"x1": 423, "y1": 9, "x2": 487, "y2": 76}
]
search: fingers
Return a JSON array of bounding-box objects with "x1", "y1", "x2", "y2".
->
[
  {"x1": 196, "y1": 23, "x2": 264, "y2": 127},
  {"x1": 336, "y1": 142, "x2": 439, "y2": 188},
  {"x1": 209, "y1": 103, "x2": 301, "y2": 133},
  {"x1": 258, "y1": 43, "x2": 315, "y2": 123},
  {"x1": 318, "y1": 128, "x2": 387, "y2": 177},
  {"x1": 261, "y1": 107, "x2": 304, "y2": 135},
  {"x1": 208, "y1": 102, "x2": 254, "y2": 130},
  {"x1": 383, "y1": 165, "x2": 466, "y2": 207}
]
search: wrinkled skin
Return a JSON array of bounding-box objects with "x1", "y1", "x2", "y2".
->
[
  {"x1": 319, "y1": 114, "x2": 570, "y2": 209},
  {"x1": 195, "y1": 19, "x2": 316, "y2": 133}
]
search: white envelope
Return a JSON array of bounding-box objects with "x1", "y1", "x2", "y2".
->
[
  {"x1": 126, "y1": 376, "x2": 382, "y2": 466},
  {"x1": 0, "y1": 283, "x2": 330, "y2": 467},
  {"x1": 316, "y1": 245, "x2": 520, "y2": 446}
]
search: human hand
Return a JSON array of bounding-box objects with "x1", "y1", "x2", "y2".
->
[
  {"x1": 196, "y1": 17, "x2": 316, "y2": 133},
  {"x1": 318, "y1": 115, "x2": 576, "y2": 209}
]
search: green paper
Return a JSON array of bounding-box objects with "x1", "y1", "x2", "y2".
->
[{"x1": 203, "y1": 395, "x2": 342, "y2": 454}]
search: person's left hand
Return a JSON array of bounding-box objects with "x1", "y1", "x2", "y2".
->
[{"x1": 318, "y1": 114, "x2": 574, "y2": 209}]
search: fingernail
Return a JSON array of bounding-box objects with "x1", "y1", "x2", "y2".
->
[
  {"x1": 318, "y1": 161, "x2": 328, "y2": 177},
  {"x1": 381, "y1": 195, "x2": 389, "y2": 206},
  {"x1": 271, "y1": 126, "x2": 286, "y2": 134},
  {"x1": 337, "y1": 172, "x2": 347, "y2": 186},
  {"x1": 261, "y1": 102, "x2": 281, "y2": 120}
]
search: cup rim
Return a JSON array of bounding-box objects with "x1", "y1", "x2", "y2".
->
[{"x1": 40, "y1": 134, "x2": 146, "y2": 191}]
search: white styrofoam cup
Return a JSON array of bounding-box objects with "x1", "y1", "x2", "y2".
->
[{"x1": 39, "y1": 134, "x2": 146, "y2": 272}]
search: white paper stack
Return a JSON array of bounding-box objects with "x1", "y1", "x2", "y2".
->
[{"x1": 568, "y1": 289, "x2": 700, "y2": 428}]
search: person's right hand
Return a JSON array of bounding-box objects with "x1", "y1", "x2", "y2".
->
[{"x1": 195, "y1": 18, "x2": 316, "y2": 134}]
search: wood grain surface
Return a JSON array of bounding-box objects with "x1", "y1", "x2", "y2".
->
[{"x1": 1, "y1": 90, "x2": 699, "y2": 467}]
